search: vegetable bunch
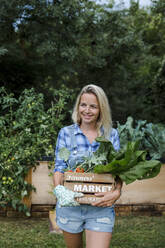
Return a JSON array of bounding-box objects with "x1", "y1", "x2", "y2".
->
[
  {"x1": 59, "y1": 137, "x2": 161, "y2": 185},
  {"x1": 94, "y1": 137, "x2": 161, "y2": 184}
]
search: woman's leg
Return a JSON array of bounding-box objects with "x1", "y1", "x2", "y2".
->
[
  {"x1": 85, "y1": 229, "x2": 112, "y2": 248},
  {"x1": 63, "y1": 231, "x2": 83, "y2": 248}
]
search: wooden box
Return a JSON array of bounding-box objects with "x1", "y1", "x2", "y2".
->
[{"x1": 64, "y1": 172, "x2": 115, "y2": 204}]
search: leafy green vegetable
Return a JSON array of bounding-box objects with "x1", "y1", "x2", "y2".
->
[
  {"x1": 117, "y1": 116, "x2": 165, "y2": 160},
  {"x1": 79, "y1": 151, "x2": 107, "y2": 172},
  {"x1": 94, "y1": 139, "x2": 161, "y2": 184},
  {"x1": 59, "y1": 135, "x2": 162, "y2": 185},
  {"x1": 144, "y1": 123, "x2": 165, "y2": 160},
  {"x1": 119, "y1": 160, "x2": 161, "y2": 184},
  {"x1": 95, "y1": 136, "x2": 116, "y2": 162}
]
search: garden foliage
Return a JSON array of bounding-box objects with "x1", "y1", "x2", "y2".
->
[
  {"x1": 0, "y1": 86, "x2": 73, "y2": 215},
  {"x1": 117, "y1": 116, "x2": 165, "y2": 161},
  {"x1": 0, "y1": 0, "x2": 165, "y2": 123}
]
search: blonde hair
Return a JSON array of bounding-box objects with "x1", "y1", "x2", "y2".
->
[{"x1": 72, "y1": 84, "x2": 112, "y2": 139}]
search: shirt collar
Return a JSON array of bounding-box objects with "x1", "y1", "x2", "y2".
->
[{"x1": 74, "y1": 123, "x2": 83, "y2": 135}]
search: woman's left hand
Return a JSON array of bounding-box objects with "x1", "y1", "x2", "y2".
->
[{"x1": 91, "y1": 189, "x2": 121, "y2": 207}]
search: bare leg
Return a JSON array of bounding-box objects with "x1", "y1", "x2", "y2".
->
[
  {"x1": 85, "y1": 229, "x2": 112, "y2": 248},
  {"x1": 63, "y1": 231, "x2": 83, "y2": 248}
]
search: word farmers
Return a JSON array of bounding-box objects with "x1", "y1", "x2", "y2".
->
[
  {"x1": 74, "y1": 184, "x2": 112, "y2": 193},
  {"x1": 66, "y1": 175, "x2": 94, "y2": 182}
]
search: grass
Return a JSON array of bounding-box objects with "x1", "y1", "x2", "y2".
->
[
  {"x1": 0, "y1": 216, "x2": 165, "y2": 248},
  {"x1": 112, "y1": 216, "x2": 165, "y2": 248}
]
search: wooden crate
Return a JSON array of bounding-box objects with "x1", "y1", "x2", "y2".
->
[{"x1": 64, "y1": 172, "x2": 115, "y2": 204}]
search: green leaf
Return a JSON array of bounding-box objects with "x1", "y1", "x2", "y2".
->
[
  {"x1": 94, "y1": 137, "x2": 162, "y2": 185},
  {"x1": 94, "y1": 140, "x2": 145, "y2": 175},
  {"x1": 95, "y1": 136, "x2": 115, "y2": 161},
  {"x1": 119, "y1": 160, "x2": 161, "y2": 184},
  {"x1": 21, "y1": 190, "x2": 28, "y2": 198}
]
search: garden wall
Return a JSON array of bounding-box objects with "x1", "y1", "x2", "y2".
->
[
  {"x1": 30, "y1": 161, "x2": 165, "y2": 217},
  {"x1": 1, "y1": 162, "x2": 164, "y2": 217},
  {"x1": 32, "y1": 161, "x2": 165, "y2": 205}
]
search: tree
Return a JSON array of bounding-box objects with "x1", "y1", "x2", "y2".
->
[
  {"x1": 0, "y1": 0, "x2": 165, "y2": 123},
  {"x1": 0, "y1": 0, "x2": 104, "y2": 93}
]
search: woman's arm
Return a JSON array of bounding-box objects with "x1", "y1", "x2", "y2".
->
[
  {"x1": 53, "y1": 171, "x2": 64, "y2": 187},
  {"x1": 53, "y1": 128, "x2": 68, "y2": 187}
]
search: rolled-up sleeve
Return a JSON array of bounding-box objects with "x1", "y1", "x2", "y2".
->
[{"x1": 54, "y1": 128, "x2": 68, "y2": 173}]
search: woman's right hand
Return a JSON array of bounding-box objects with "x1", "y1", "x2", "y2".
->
[{"x1": 53, "y1": 185, "x2": 83, "y2": 207}]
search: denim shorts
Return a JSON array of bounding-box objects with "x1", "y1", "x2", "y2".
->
[{"x1": 56, "y1": 203, "x2": 115, "y2": 233}]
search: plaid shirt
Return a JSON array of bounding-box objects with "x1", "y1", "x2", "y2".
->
[{"x1": 54, "y1": 124, "x2": 120, "y2": 173}]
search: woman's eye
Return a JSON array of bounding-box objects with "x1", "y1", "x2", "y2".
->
[
  {"x1": 90, "y1": 105, "x2": 96, "y2": 109},
  {"x1": 90, "y1": 105, "x2": 97, "y2": 109},
  {"x1": 80, "y1": 103, "x2": 98, "y2": 109},
  {"x1": 80, "y1": 103, "x2": 86, "y2": 107}
]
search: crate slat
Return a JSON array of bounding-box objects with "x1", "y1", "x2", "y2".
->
[
  {"x1": 76, "y1": 194, "x2": 102, "y2": 204},
  {"x1": 64, "y1": 182, "x2": 113, "y2": 193},
  {"x1": 64, "y1": 172, "x2": 114, "y2": 183}
]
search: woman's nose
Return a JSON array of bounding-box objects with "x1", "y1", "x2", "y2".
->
[{"x1": 85, "y1": 106, "x2": 90, "y2": 112}]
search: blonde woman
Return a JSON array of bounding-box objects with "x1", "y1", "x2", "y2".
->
[{"x1": 54, "y1": 84, "x2": 122, "y2": 248}]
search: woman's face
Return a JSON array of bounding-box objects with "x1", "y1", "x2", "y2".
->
[{"x1": 79, "y1": 93, "x2": 100, "y2": 126}]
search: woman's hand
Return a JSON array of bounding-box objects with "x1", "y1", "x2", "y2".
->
[{"x1": 91, "y1": 188, "x2": 121, "y2": 207}]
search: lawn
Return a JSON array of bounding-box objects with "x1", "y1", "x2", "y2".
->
[{"x1": 0, "y1": 216, "x2": 164, "y2": 248}]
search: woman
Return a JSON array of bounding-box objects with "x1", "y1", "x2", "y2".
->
[{"x1": 54, "y1": 84, "x2": 122, "y2": 248}]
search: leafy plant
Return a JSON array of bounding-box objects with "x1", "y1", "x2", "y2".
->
[
  {"x1": 0, "y1": 86, "x2": 72, "y2": 215},
  {"x1": 117, "y1": 116, "x2": 165, "y2": 160},
  {"x1": 144, "y1": 123, "x2": 165, "y2": 161},
  {"x1": 59, "y1": 136, "x2": 161, "y2": 185},
  {"x1": 94, "y1": 139, "x2": 161, "y2": 184}
]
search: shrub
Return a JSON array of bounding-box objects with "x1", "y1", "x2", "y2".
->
[{"x1": 0, "y1": 86, "x2": 73, "y2": 215}]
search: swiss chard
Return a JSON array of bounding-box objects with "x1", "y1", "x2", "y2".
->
[{"x1": 94, "y1": 138, "x2": 161, "y2": 184}]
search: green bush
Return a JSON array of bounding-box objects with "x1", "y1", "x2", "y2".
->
[
  {"x1": 117, "y1": 116, "x2": 165, "y2": 161},
  {"x1": 0, "y1": 86, "x2": 73, "y2": 215}
]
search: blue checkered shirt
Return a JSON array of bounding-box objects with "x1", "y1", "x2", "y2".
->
[{"x1": 54, "y1": 124, "x2": 120, "y2": 173}]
